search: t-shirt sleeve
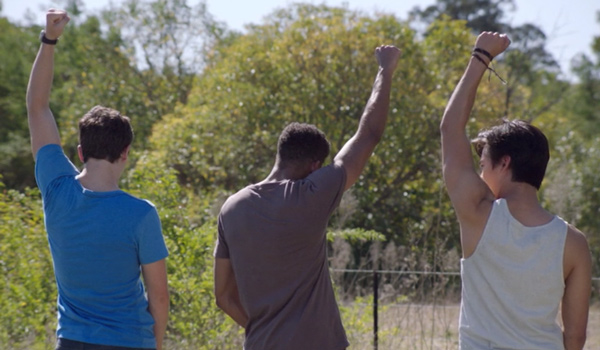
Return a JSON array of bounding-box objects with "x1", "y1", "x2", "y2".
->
[
  {"x1": 34, "y1": 144, "x2": 79, "y2": 197},
  {"x1": 138, "y1": 204, "x2": 169, "y2": 265},
  {"x1": 305, "y1": 162, "x2": 347, "y2": 216},
  {"x1": 214, "y1": 214, "x2": 230, "y2": 259}
]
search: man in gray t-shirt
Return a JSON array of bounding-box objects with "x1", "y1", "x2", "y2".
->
[{"x1": 214, "y1": 45, "x2": 401, "y2": 350}]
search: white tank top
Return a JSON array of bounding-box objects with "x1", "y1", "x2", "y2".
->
[{"x1": 459, "y1": 199, "x2": 567, "y2": 349}]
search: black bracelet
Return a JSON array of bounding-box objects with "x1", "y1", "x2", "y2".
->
[
  {"x1": 39, "y1": 30, "x2": 58, "y2": 45},
  {"x1": 471, "y1": 53, "x2": 507, "y2": 84},
  {"x1": 471, "y1": 53, "x2": 489, "y2": 67},
  {"x1": 473, "y1": 47, "x2": 493, "y2": 61}
]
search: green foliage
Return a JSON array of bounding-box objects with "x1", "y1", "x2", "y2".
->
[
  {"x1": 0, "y1": 182, "x2": 56, "y2": 347},
  {"x1": 51, "y1": 13, "x2": 168, "y2": 156},
  {"x1": 2, "y1": 2, "x2": 600, "y2": 349},
  {"x1": 328, "y1": 228, "x2": 386, "y2": 244},
  {"x1": 543, "y1": 132, "x2": 600, "y2": 276},
  {"x1": 0, "y1": 18, "x2": 41, "y2": 189},
  {"x1": 0, "y1": 0, "x2": 219, "y2": 191},
  {"x1": 411, "y1": 0, "x2": 515, "y2": 33},
  {"x1": 542, "y1": 17, "x2": 600, "y2": 276},
  {"x1": 100, "y1": 0, "x2": 228, "y2": 125},
  {"x1": 142, "y1": 4, "x2": 466, "y2": 253},
  {"x1": 339, "y1": 296, "x2": 376, "y2": 346},
  {"x1": 126, "y1": 161, "x2": 239, "y2": 348}
]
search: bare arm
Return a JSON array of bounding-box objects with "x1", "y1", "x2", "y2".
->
[
  {"x1": 562, "y1": 226, "x2": 591, "y2": 350},
  {"x1": 440, "y1": 32, "x2": 510, "y2": 257},
  {"x1": 214, "y1": 258, "x2": 248, "y2": 328},
  {"x1": 26, "y1": 9, "x2": 70, "y2": 159},
  {"x1": 334, "y1": 45, "x2": 401, "y2": 191},
  {"x1": 142, "y1": 259, "x2": 169, "y2": 350}
]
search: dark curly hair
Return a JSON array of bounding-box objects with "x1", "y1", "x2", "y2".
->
[{"x1": 277, "y1": 122, "x2": 330, "y2": 167}]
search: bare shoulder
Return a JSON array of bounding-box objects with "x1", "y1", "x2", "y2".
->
[
  {"x1": 563, "y1": 224, "x2": 592, "y2": 279},
  {"x1": 565, "y1": 224, "x2": 590, "y2": 253}
]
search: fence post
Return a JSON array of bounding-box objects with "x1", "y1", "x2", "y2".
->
[{"x1": 373, "y1": 268, "x2": 378, "y2": 350}]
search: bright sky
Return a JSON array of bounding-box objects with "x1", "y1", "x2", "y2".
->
[{"x1": 3, "y1": 0, "x2": 599, "y2": 76}]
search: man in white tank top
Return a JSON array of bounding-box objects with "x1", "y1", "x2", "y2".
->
[{"x1": 440, "y1": 32, "x2": 592, "y2": 349}]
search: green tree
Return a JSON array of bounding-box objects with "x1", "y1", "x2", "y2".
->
[
  {"x1": 565, "y1": 11, "x2": 600, "y2": 138},
  {"x1": 0, "y1": 18, "x2": 40, "y2": 189},
  {"x1": 543, "y1": 13, "x2": 600, "y2": 277},
  {"x1": 410, "y1": 0, "x2": 515, "y2": 33},
  {"x1": 411, "y1": 0, "x2": 566, "y2": 122},
  {"x1": 125, "y1": 163, "x2": 240, "y2": 348},
  {"x1": 139, "y1": 6, "x2": 490, "y2": 268},
  {"x1": 0, "y1": 182, "x2": 56, "y2": 347},
  {"x1": 102, "y1": 0, "x2": 227, "y2": 113},
  {"x1": 0, "y1": 0, "x2": 217, "y2": 190}
]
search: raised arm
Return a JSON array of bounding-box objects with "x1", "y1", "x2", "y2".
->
[
  {"x1": 440, "y1": 32, "x2": 510, "y2": 253},
  {"x1": 333, "y1": 45, "x2": 401, "y2": 191},
  {"x1": 26, "y1": 9, "x2": 70, "y2": 159}
]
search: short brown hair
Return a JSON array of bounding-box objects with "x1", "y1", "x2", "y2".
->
[{"x1": 79, "y1": 106, "x2": 133, "y2": 163}]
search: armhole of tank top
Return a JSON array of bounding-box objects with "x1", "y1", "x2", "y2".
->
[
  {"x1": 463, "y1": 199, "x2": 500, "y2": 261},
  {"x1": 559, "y1": 219, "x2": 568, "y2": 288}
]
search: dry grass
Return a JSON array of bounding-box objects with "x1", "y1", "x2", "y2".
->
[
  {"x1": 8, "y1": 303, "x2": 599, "y2": 349},
  {"x1": 347, "y1": 303, "x2": 600, "y2": 350}
]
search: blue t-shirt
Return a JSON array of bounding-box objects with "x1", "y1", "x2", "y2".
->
[{"x1": 35, "y1": 144, "x2": 168, "y2": 349}]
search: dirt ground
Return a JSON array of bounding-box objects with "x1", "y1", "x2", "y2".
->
[{"x1": 346, "y1": 303, "x2": 600, "y2": 350}]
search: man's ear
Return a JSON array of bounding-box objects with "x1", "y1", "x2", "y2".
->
[
  {"x1": 501, "y1": 155, "x2": 511, "y2": 170},
  {"x1": 310, "y1": 160, "x2": 322, "y2": 172},
  {"x1": 120, "y1": 145, "x2": 131, "y2": 161},
  {"x1": 77, "y1": 145, "x2": 84, "y2": 163}
]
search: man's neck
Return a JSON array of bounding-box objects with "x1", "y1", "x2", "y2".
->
[
  {"x1": 498, "y1": 182, "x2": 553, "y2": 227},
  {"x1": 260, "y1": 164, "x2": 310, "y2": 184},
  {"x1": 76, "y1": 159, "x2": 123, "y2": 192}
]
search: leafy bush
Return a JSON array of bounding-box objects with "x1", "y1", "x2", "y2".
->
[{"x1": 0, "y1": 181, "x2": 56, "y2": 348}]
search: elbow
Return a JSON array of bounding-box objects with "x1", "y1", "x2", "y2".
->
[
  {"x1": 440, "y1": 117, "x2": 452, "y2": 135},
  {"x1": 149, "y1": 289, "x2": 170, "y2": 309},
  {"x1": 358, "y1": 122, "x2": 384, "y2": 146},
  {"x1": 368, "y1": 132, "x2": 383, "y2": 147},
  {"x1": 26, "y1": 93, "x2": 44, "y2": 116},
  {"x1": 215, "y1": 292, "x2": 225, "y2": 309},
  {"x1": 215, "y1": 294, "x2": 226, "y2": 311},
  {"x1": 159, "y1": 291, "x2": 170, "y2": 307},
  {"x1": 26, "y1": 93, "x2": 34, "y2": 113}
]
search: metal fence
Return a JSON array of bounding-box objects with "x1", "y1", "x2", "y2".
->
[{"x1": 331, "y1": 268, "x2": 600, "y2": 350}]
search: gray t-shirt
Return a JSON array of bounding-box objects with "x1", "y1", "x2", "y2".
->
[{"x1": 215, "y1": 163, "x2": 349, "y2": 350}]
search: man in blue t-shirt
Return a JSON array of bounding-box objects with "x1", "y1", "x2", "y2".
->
[{"x1": 27, "y1": 9, "x2": 169, "y2": 350}]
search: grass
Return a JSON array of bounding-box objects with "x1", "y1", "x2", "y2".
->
[{"x1": 4, "y1": 303, "x2": 598, "y2": 349}]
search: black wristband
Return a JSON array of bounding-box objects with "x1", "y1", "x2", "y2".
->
[
  {"x1": 473, "y1": 47, "x2": 493, "y2": 61},
  {"x1": 471, "y1": 53, "x2": 489, "y2": 67},
  {"x1": 40, "y1": 30, "x2": 58, "y2": 45},
  {"x1": 471, "y1": 53, "x2": 507, "y2": 84}
]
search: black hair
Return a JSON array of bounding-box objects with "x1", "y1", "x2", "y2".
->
[
  {"x1": 277, "y1": 122, "x2": 330, "y2": 167},
  {"x1": 472, "y1": 119, "x2": 549, "y2": 189}
]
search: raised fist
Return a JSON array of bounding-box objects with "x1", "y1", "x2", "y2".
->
[
  {"x1": 375, "y1": 45, "x2": 401, "y2": 72},
  {"x1": 474, "y1": 32, "x2": 510, "y2": 60},
  {"x1": 45, "y1": 9, "x2": 70, "y2": 40}
]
